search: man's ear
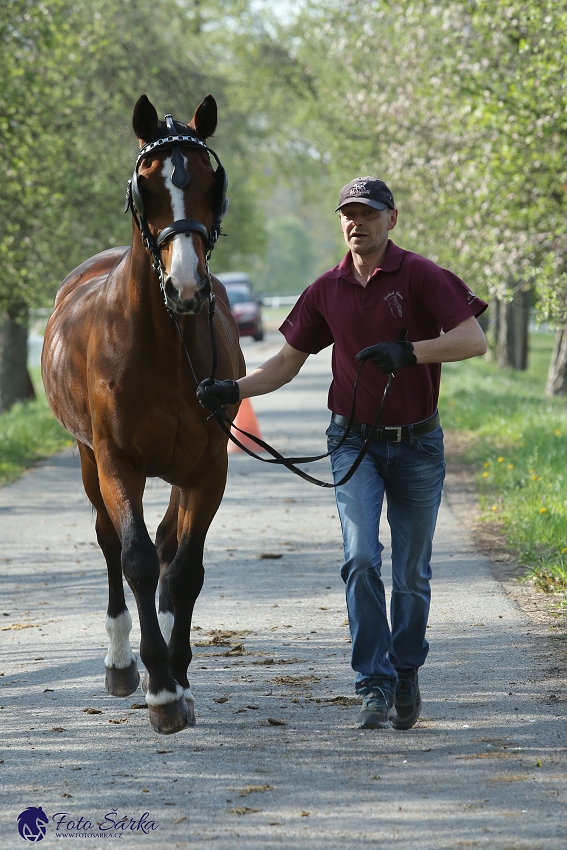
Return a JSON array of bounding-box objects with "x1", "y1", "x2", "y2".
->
[{"x1": 387, "y1": 209, "x2": 398, "y2": 231}]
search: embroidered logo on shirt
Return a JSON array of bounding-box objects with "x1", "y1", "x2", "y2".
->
[
  {"x1": 384, "y1": 290, "x2": 404, "y2": 318},
  {"x1": 466, "y1": 290, "x2": 477, "y2": 305}
]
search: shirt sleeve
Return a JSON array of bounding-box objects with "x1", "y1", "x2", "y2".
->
[
  {"x1": 278, "y1": 285, "x2": 335, "y2": 354},
  {"x1": 421, "y1": 265, "x2": 488, "y2": 333}
]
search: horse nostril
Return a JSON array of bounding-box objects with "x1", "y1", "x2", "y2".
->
[
  {"x1": 164, "y1": 277, "x2": 179, "y2": 301},
  {"x1": 198, "y1": 273, "x2": 211, "y2": 296}
]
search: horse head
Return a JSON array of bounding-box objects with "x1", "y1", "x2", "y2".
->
[{"x1": 130, "y1": 94, "x2": 228, "y2": 315}]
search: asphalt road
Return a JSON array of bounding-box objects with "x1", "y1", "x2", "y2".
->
[{"x1": 0, "y1": 331, "x2": 565, "y2": 849}]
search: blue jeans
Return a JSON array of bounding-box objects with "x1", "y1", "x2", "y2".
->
[{"x1": 326, "y1": 417, "x2": 445, "y2": 692}]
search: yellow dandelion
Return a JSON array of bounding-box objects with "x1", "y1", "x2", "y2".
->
[
  {"x1": 491, "y1": 505, "x2": 498, "y2": 511},
  {"x1": 482, "y1": 472, "x2": 489, "y2": 478},
  {"x1": 483, "y1": 461, "x2": 490, "y2": 468},
  {"x1": 555, "y1": 430, "x2": 561, "y2": 436},
  {"x1": 497, "y1": 457, "x2": 504, "y2": 463},
  {"x1": 539, "y1": 508, "x2": 547, "y2": 514},
  {"x1": 508, "y1": 464, "x2": 514, "y2": 470}
]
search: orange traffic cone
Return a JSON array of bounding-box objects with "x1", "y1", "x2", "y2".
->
[{"x1": 227, "y1": 398, "x2": 264, "y2": 454}]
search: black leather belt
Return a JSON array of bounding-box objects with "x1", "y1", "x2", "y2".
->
[{"x1": 331, "y1": 411, "x2": 440, "y2": 443}]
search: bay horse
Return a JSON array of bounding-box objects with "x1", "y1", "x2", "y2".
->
[{"x1": 41, "y1": 94, "x2": 244, "y2": 734}]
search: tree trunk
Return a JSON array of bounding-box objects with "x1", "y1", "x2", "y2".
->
[
  {"x1": 546, "y1": 325, "x2": 567, "y2": 396},
  {"x1": 484, "y1": 295, "x2": 500, "y2": 361},
  {"x1": 495, "y1": 287, "x2": 530, "y2": 371},
  {"x1": 0, "y1": 306, "x2": 36, "y2": 414}
]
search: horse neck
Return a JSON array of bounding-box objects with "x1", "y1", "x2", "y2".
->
[{"x1": 126, "y1": 229, "x2": 171, "y2": 322}]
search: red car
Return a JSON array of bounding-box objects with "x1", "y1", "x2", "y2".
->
[{"x1": 216, "y1": 272, "x2": 264, "y2": 341}]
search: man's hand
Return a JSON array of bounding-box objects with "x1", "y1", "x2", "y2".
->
[
  {"x1": 196, "y1": 378, "x2": 240, "y2": 410},
  {"x1": 355, "y1": 341, "x2": 417, "y2": 374}
]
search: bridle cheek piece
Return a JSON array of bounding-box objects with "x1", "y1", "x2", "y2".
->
[{"x1": 124, "y1": 116, "x2": 228, "y2": 309}]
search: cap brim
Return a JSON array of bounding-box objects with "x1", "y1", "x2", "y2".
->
[{"x1": 335, "y1": 197, "x2": 390, "y2": 212}]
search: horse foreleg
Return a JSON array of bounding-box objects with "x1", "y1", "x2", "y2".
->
[
  {"x1": 96, "y1": 451, "x2": 188, "y2": 734},
  {"x1": 78, "y1": 443, "x2": 139, "y2": 697},
  {"x1": 161, "y1": 459, "x2": 228, "y2": 723}
]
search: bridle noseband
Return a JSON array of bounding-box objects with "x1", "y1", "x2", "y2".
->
[{"x1": 124, "y1": 115, "x2": 228, "y2": 307}]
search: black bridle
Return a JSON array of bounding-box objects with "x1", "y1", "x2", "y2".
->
[{"x1": 124, "y1": 115, "x2": 228, "y2": 308}]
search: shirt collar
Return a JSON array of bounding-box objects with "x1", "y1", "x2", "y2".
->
[{"x1": 329, "y1": 239, "x2": 404, "y2": 281}]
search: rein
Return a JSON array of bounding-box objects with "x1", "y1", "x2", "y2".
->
[
  {"x1": 125, "y1": 114, "x2": 393, "y2": 488},
  {"x1": 170, "y1": 295, "x2": 395, "y2": 489}
]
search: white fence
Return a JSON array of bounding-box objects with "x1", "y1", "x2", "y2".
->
[{"x1": 260, "y1": 295, "x2": 300, "y2": 309}]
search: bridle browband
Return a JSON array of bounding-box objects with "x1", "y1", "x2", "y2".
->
[{"x1": 124, "y1": 115, "x2": 228, "y2": 307}]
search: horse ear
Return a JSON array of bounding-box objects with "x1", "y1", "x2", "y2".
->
[
  {"x1": 132, "y1": 95, "x2": 159, "y2": 143},
  {"x1": 189, "y1": 94, "x2": 218, "y2": 140}
]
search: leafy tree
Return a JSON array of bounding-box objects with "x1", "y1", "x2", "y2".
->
[
  {"x1": 232, "y1": 1, "x2": 567, "y2": 377},
  {"x1": 0, "y1": 0, "x2": 267, "y2": 410}
]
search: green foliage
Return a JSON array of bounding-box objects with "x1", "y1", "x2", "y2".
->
[
  {"x1": 0, "y1": 0, "x2": 267, "y2": 314},
  {"x1": 224, "y1": 1, "x2": 567, "y2": 318},
  {"x1": 440, "y1": 332, "x2": 567, "y2": 590},
  {"x1": 254, "y1": 214, "x2": 314, "y2": 294},
  {"x1": 0, "y1": 370, "x2": 72, "y2": 486}
]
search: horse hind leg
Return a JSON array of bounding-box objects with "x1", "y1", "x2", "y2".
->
[
  {"x1": 156, "y1": 487, "x2": 179, "y2": 648},
  {"x1": 78, "y1": 443, "x2": 140, "y2": 697},
  {"x1": 162, "y1": 466, "x2": 228, "y2": 725},
  {"x1": 155, "y1": 487, "x2": 195, "y2": 725}
]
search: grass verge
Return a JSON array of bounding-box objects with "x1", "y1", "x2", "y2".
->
[
  {"x1": 439, "y1": 332, "x2": 567, "y2": 602},
  {"x1": 0, "y1": 368, "x2": 72, "y2": 487}
]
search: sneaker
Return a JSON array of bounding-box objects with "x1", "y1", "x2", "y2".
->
[
  {"x1": 391, "y1": 668, "x2": 421, "y2": 730},
  {"x1": 355, "y1": 685, "x2": 396, "y2": 729}
]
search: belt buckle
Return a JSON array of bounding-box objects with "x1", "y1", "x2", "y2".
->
[{"x1": 383, "y1": 426, "x2": 402, "y2": 443}]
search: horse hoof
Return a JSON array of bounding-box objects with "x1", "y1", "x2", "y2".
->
[
  {"x1": 148, "y1": 697, "x2": 189, "y2": 735},
  {"x1": 105, "y1": 660, "x2": 140, "y2": 697}
]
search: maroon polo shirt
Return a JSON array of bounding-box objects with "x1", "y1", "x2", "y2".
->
[{"x1": 279, "y1": 240, "x2": 487, "y2": 426}]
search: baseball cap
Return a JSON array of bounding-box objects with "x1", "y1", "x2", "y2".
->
[{"x1": 335, "y1": 177, "x2": 395, "y2": 212}]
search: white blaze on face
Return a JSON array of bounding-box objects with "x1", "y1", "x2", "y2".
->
[{"x1": 162, "y1": 156, "x2": 200, "y2": 301}]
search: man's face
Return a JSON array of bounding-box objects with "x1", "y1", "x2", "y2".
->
[{"x1": 339, "y1": 203, "x2": 398, "y2": 256}]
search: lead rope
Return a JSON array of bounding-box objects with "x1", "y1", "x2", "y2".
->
[{"x1": 168, "y1": 291, "x2": 395, "y2": 488}]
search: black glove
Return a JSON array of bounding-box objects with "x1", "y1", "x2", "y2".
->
[
  {"x1": 355, "y1": 341, "x2": 417, "y2": 375},
  {"x1": 196, "y1": 378, "x2": 240, "y2": 411}
]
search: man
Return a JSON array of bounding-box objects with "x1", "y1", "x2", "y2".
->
[{"x1": 198, "y1": 177, "x2": 487, "y2": 730}]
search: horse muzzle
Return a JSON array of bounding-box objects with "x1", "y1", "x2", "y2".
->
[{"x1": 164, "y1": 272, "x2": 211, "y2": 315}]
